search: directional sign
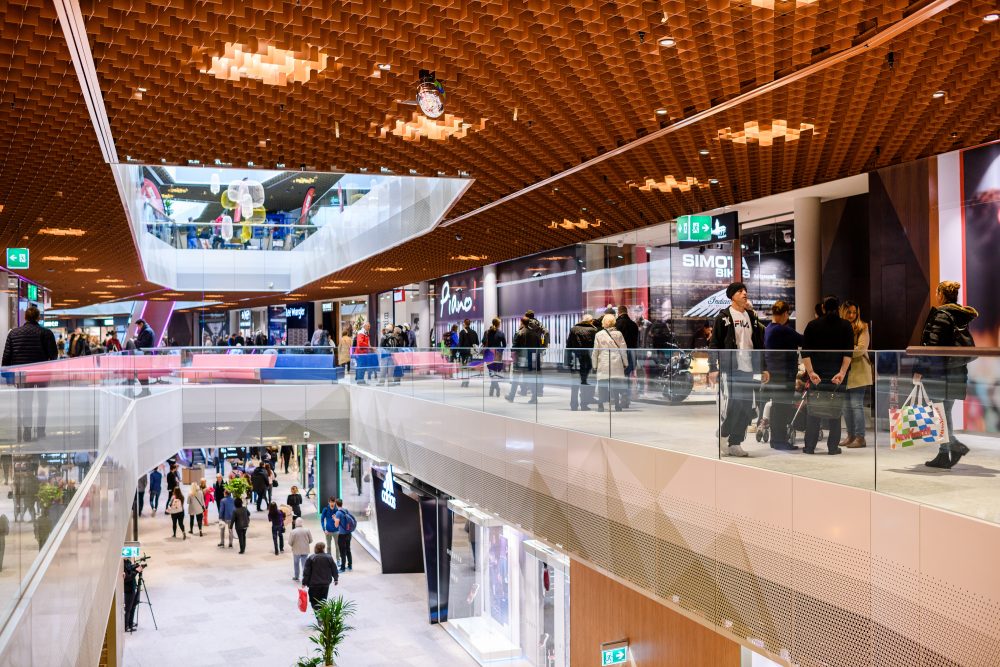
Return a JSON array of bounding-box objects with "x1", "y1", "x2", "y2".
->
[
  {"x1": 6, "y1": 248, "x2": 28, "y2": 270},
  {"x1": 676, "y1": 215, "x2": 713, "y2": 243},
  {"x1": 601, "y1": 646, "x2": 628, "y2": 665}
]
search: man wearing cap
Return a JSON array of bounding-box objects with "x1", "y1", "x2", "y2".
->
[{"x1": 709, "y1": 282, "x2": 769, "y2": 457}]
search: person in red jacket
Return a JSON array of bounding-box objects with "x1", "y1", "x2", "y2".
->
[{"x1": 353, "y1": 322, "x2": 373, "y2": 383}]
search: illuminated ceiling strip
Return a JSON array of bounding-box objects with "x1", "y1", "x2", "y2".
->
[
  {"x1": 441, "y1": 0, "x2": 961, "y2": 228},
  {"x1": 52, "y1": 0, "x2": 118, "y2": 164}
]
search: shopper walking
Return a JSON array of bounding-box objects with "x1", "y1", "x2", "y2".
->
[
  {"x1": 217, "y1": 489, "x2": 235, "y2": 548},
  {"x1": 763, "y1": 301, "x2": 804, "y2": 450},
  {"x1": 187, "y1": 482, "x2": 205, "y2": 536},
  {"x1": 338, "y1": 326, "x2": 353, "y2": 370},
  {"x1": 148, "y1": 467, "x2": 162, "y2": 513},
  {"x1": 615, "y1": 306, "x2": 640, "y2": 407},
  {"x1": 1, "y1": 305, "x2": 58, "y2": 442},
  {"x1": 280, "y1": 445, "x2": 293, "y2": 475},
  {"x1": 801, "y1": 296, "x2": 855, "y2": 455},
  {"x1": 267, "y1": 502, "x2": 286, "y2": 555},
  {"x1": 212, "y1": 473, "x2": 225, "y2": 513},
  {"x1": 566, "y1": 314, "x2": 598, "y2": 411},
  {"x1": 592, "y1": 314, "x2": 628, "y2": 412},
  {"x1": 232, "y1": 497, "x2": 250, "y2": 553},
  {"x1": 289, "y1": 517, "x2": 313, "y2": 581},
  {"x1": 135, "y1": 473, "x2": 147, "y2": 516},
  {"x1": 320, "y1": 497, "x2": 340, "y2": 560},
  {"x1": 251, "y1": 465, "x2": 269, "y2": 511},
  {"x1": 334, "y1": 499, "x2": 354, "y2": 572},
  {"x1": 839, "y1": 300, "x2": 873, "y2": 449},
  {"x1": 301, "y1": 542, "x2": 339, "y2": 611},
  {"x1": 458, "y1": 319, "x2": 480, "y2": 387},
  {"x1": 286, "y1": 485, "x2": 303, "y2": 519},
  {"x1": 483, "y1": 318, "x2": 507, "y2": 398},
  {"x1": 352, "y1": 322, "x2": 373, "y2": 384},
  {"x1": 709, "y1": 282, "x2": 770, "y2": 457},
  {"x1": 505, "y1": 317, "x2": 542, "y2": 403},
  {"x1": 264, "y1": 463, "x2": 275, "y2": 505},
  {"x1": 914, "y1": 280, "x2": 978, "y2": 469},
  {"x1": 200, "y1": 477, "x2": 213, "y2": 525},
  {"x1": 167, "y1": 487, "x2": 186, "y2": 539},
  {"x1": 164, "y1": 464, "x2": 178, "y2": 513}
]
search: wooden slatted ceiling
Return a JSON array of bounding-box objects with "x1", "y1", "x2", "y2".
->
[{"x1": 0, "y1": 0, "x2": 998, "y2": 308}]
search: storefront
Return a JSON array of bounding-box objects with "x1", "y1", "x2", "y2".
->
[
  {"x1": 444, "y1": 499, "x2": 570, "y2": 667},
  {"x1": 337, "y1": 298, "x2": 368, "y2": 337},
  {"x1": 340, "y1": 445, "x2": 383, "y2": 560}
]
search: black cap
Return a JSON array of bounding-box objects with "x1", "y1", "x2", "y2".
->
[{"x1": 726, "y1": 282, "x2": 747, "y2": 299}]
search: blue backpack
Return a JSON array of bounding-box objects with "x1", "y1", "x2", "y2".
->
[{"x1": 342, "y1": 510, "x2": 357, "y2": 533}]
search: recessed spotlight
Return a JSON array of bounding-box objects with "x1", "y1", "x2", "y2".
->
[
  {"x1": 655, "y1": 108, "x2": 668, "y2": 115},
  {"x1": 658, "y1": 38, "x2": 676, "y2": 47},
  {"x1": 377, "y1": 63, "x2": 391, "y2": 71},
  {"x1": 932, "y1": 90, "x2": 946, "y2": 99},
  {"x1": 709, "y1": 178, "x2": 720, "y2": 184},
  {"x1": 137, "y1": 87, "x2": 147, "y2": 93},
  {"x1": 984, "y1": 13, "x2": 999, "y2": 22},
  {"x1": 699, "y1": 149, "x2": 710, "y2": 156}
]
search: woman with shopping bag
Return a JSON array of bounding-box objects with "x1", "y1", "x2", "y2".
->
[{"x1": 913, "y1": 280, "x2": 978, "y2": 469}]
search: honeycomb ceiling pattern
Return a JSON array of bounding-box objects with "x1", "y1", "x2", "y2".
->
[{"x1": 1, "y1": 0, "x2": 998, "y2": 308}]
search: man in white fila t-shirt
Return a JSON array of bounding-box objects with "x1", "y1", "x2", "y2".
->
[{"x1": 709, "y1": 282, "x2": 770, "y2": 457}]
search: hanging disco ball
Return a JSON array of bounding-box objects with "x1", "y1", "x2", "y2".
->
[{"x1": 416, "y1": 69, "x2": 445, "y2": 119}]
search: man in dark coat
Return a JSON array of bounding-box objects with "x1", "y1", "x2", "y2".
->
[
  {"x1": 616, "y1": 306, "x2": 640, "y2": 406},
  {"x1": 133, "y1": 319, "x2": 156, "y2": 397},
  {"x1": 302, "y1": 542, "x2": 339, "y2": 611},
  {"x1": 2, "y1": 305, "x2": 58, "y2": 442},
  {"x1": 251, "y1": 465, "x2": 270, "y2": 511},
  {"x1": 566, "y1": 315, "x2": 598, "y2": 410},
  {"x1": 506, "y1": 317, "x2": 542, "y2": 403},
  {"x1": 801, "y1": 296, "x2": 854, "y2": 455}
]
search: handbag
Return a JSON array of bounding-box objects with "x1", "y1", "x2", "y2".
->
[
  {"x1": 889, "y1": 383, "x2": 948, "y2": 449},
  {"x1": 272, "y1": 479, "x2": 279, "y2": 488},
  {"x1": 808, "y1": 384, "x2": 845, "y2": 420},
  {"x1": 297, "y1": 588, "x2": 308, "y2": 613}
]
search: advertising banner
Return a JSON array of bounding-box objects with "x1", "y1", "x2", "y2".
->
[
  {"x1": 285, "y1": 302, "x2": 313, "y2": 346},
  {"x1": 430, "y1": 268, "x2": 483, "y2": 340}
]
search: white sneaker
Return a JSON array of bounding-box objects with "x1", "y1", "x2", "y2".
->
[{"x1": 727, "y1": 445, "x2": 749, "y2": 457}]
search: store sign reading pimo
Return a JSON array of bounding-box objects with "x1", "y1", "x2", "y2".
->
[
  {"x1": 380, "y1": 464, "x2": 397, "y2": 509},
  {"x1": 438, "y1": 280, "x2": 473, "y2": 318}
]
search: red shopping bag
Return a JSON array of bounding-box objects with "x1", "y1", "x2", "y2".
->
[{"x1": 298, "y1": 588, "x2": 308, "y2": 613}]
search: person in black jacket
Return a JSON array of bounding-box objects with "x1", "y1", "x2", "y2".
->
[
  {"x1": 251, "y1": 466, "x2": 269, "y2": 511},
  {"x1": 231, "y1": 498, "x2": 251, "y2": 553},
  {"x1": 764, "y1": 300, "x2": 804, "y2": 450},
  {"x1": 913, "y1": 280, "x2": 979, "y2": 469},
  {"x1": 458, "y1": 319, "x2": 480, "y2": 387},
  {"x1": 615, "y1": 306, "x2": 640, "y2": 408},
  {"x1": 709, "y1": 282, "x2": 770, "y2": 457},
  {"x1": 133, "y1": 319, "x2": 155, "y2": 396},
  {"x1": 483, "y1": 318, "x2": 507, "y2": 397},
  {"x1": 801, "y1": 296, "x2": 854, "y2": 455},
  {"x1": 506, "y1": 317, "x2": 542, "y2": 403},
  {"x1": 566, "y1": 315, "x2": 598, "y2": 411},
  {"x1": 2, "y1": 305, "x2": 58, "y2": 442},
  {"x1": 301, "y1": 542, "x2": 339, "y2": 611}
]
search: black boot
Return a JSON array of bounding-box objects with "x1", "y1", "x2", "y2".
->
[
  {"x1": 925, "y1": 451, "x2": 951, "y2": 468},
  {"x1": 948, "y1": 441, "x2": 970, "y2": 468}
]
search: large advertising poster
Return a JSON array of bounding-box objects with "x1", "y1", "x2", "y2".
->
[
  {"x1": 430, "y1": 268, "x2": 483, "y2": 342},
  {"x1": 199, "y1": 311, "x2": 228, "y2": 345},
  {"x1": 961, "y1": 141, "x2": 1000, "y2": 431}
]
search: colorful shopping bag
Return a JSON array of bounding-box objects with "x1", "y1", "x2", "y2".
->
[
  {"x1": 298, "y1": 588, "x2": 308, "y2": 613},
  {"x1": 889, "y1": 384, "x2": 948, "y2": 449}
]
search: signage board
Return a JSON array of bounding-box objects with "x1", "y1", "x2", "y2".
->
[
  {"x1": 103, "y1": 318, "x2": 114, "y2": 326},
  {"x1": 380, "y1": 464, "x2": 397, "y2": 509},
  {"x1": 393, "y1": 288, "x2": 406, "y2": 303},
  {"x1": 121, "y1": 542, "x2": 141, "y2": 559},
  {"x1": 678, "y1": 211, "x2": 739, "y2": 248},
  {"x1": 6, "y1": 248, "x2": 28, "y2": 270},
  {"x1": 26, "y1": 284, "x2": 38, "y2": 301},
  {"x1": 600, "y1": 640, "x2": 629, "y2": 666},
  {"x1": 239, "y1": 309, "x2": 252, "y2": 323},
  {"x1": 321, "y1": 302, "x2": 333, "y2": 312}
]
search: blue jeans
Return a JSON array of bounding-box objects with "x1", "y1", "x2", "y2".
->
[
  {"x1": 293, "y1": 554, "x2": 308, "y2": 579},
  {"x1": 844, "y1": 386, "x2": 867, "y2": 438}
]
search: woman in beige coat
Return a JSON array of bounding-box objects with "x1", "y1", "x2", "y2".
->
[
  {"x1": 592, "y1": 314, "x2": 628, "y2": 412},
  {"x1": 338, "y1": 326, "x2": 353, "y2": 369},
  {"x1": 840, "y1": 300, "x2": 873, "y2": 448}
]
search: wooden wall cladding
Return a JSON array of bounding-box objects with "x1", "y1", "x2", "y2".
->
[
  {"x1": 570, "y1": 559, "x2": 741, "y2": 667},
  {"x1": 2, "y1": 0, "x2": 1000, "y2": 307}
]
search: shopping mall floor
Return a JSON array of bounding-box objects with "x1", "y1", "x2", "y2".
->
[{"x1": 123, "y1": 468, "x2": 476, "y2": 667}]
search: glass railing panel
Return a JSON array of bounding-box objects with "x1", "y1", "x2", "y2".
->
[{"x1": 874, "y1": 348, "x2": 1000, "y2": 524}]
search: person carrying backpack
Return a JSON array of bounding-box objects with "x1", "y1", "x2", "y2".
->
[
  {"x1": 333, "y1": 498, "x2": 355, "y2": 572},
  {"x1": 914, "y1": 280, "x2": 978, "y2": 469}
]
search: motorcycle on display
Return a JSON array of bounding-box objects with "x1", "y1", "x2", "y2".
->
[{"x1": 654, "y1": 343, "x2": 694, "y2": 404}]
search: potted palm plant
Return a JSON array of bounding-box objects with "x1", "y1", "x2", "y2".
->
[{"x1": 295, "y1": 595, "x2": 356, "y2": 667}]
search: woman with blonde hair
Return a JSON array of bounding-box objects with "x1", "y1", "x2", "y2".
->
[
  {"x1": 187, "y1": 482, "x2": 206, "y2": 536},
  {"x1": 839, "y1": 300, "x2": 873, "y2": 448},
  {"x1": 591, "y1": 314, "x2": 628, "y2": 412}
]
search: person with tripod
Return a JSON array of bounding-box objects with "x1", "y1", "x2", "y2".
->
[{"x1": 123, "y1": 555, "x2": 147, "y2": 632}]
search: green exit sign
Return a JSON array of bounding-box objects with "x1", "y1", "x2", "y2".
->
[
  {"x1": 676, "y1": 215, "x2": 713, "y2": 242},
  {"x1": 601, "y1": 644, "x2": 628, "y2": 665},
  {"x1": 27, "y1": 284, "x2": 37, "y2": 301},
  {"x1": 6, "y1": 248, "x2": 29, "y2": 270}
]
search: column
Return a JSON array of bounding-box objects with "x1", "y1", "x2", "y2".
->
[
  {"x1": 416, "y1": 281, "x2": 431, "y2": 348},
  {"x1": 482, "y1": 263, "x2": 498, "y2": 325},
  {"x1": 793, "y1": 197, "x2": 822, "y2": 333}
]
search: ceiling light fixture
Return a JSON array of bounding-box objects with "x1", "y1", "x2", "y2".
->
[
  {"x1": 718, "y1": 120, "x2": 816, "y2": 146},
  {"x1": 38, "y1": 228, "x2": 86, "y2": 237},
  {"x1": 709, "y1": 178, "x2": 720, "y2": 185},
  {"x1": 932, "y1": 90, "x2": 946, "y2": 99},
  {"x1": 984, "y1": 13, "x2": 999, "y2": 22},
  {"x1": 658, "y1": 38, "x2": 676, "y2": 47},
  {"x1": 371, "y1": 112, "x2": 486, "y2": 143},
  {"x1": 73, "y1": 268, "x2": 99, "y2": 273},
  {"x1": 547, "y1": 218, "x2": 603, "y2": 230},
  {"x1": 416, "y1": 69, "x2": 446, "y2": 119},
  {"x1": 372, "y1": 267, "x2": 403, "y2": 272},
  {"x1": 655, "y1": 108, "x2": 668, "y2": 116},
  {"x1": 204, "y1": 42, "x2": 329, "y2": 86},
  {"x1": 629, "y1": 175, "x2": 710, "y2": 193},
  {"x1": 137, "y1": 87, "x2": 147, "y2": 93},
  {"x1": 377, "y1": 63, "x2": 391, "y2": 71},
  {"x1": 699, "y1": 149, "x2": 710, "y2": 155},
  {"x1": 42, "y1": 256, "x2": 78, "y2": 262},
  {"x1": 450, "y1": 254, "x2": 488, "y2": 261}
]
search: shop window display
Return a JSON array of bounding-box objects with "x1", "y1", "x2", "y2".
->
[
  {"x1": 341, "y1": 447, "x2": 380, "y2": 557},
  {"x1": 445, "y1": 500, "x2": 570, "y2": 667}
]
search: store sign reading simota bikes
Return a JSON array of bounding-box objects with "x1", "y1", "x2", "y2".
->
[
  {"x1": 380, "y1": 464, "x2": 398, "y2": 509},
  {"x1": 438, "y1": 280, "x2": 474, "y2": 318}
]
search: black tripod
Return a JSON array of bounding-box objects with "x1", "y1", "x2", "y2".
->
[{"x1": 127, "y1": 572, "x2": 157, "y2": 632}]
